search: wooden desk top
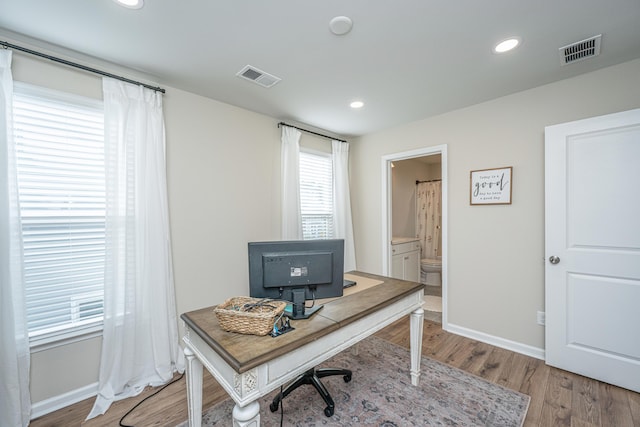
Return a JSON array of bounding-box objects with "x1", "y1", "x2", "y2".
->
[{"x1": 181, "y1": 271, "x2": 424, "y2": 373}]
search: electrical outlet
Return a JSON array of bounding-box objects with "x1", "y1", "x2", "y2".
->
[{"x1": 537, "y1": 311, "x2": 546, "y2": 326}]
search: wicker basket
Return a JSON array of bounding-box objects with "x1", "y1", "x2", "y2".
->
[{"x1": 214, "y1": 297, "x2": 287, "y2": 336}]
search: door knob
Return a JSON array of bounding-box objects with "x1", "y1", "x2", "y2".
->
[{"x1": 549, "y1": 256, "x2": 560, "y2": 264}]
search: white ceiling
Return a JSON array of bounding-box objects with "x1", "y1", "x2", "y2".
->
[{"x1": 1, "y1": 0, "x2": 639, "y2": 138}]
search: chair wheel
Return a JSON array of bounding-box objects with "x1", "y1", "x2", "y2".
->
[
  {"x1": 324, "y1": 406, "x2": 334, "y2": 417},
  {"x1": 343, "y1": 374, "x2": 352, "y2": 382},
  {"x1": 269, "y1": 401, "x2": 279, "y2": 412}
]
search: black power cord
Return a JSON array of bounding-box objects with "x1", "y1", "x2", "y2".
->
[
  {"x1": 279, "y1": 385, "x2": 284, "y2": 427},
  {"x1": 118, "y1": 372, "x2": 185, "y2": 427}
]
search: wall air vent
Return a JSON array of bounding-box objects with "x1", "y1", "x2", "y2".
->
[
  {"x1": 236, "y1": 65, "x2": 281, "y2": 88},
  {"x1": 559, "y1": 35, "x2": 601, "y2": 65}
]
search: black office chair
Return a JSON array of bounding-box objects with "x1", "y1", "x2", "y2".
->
[{"x1": 269, "y1": 367, "x2": 352, "y2": 417}]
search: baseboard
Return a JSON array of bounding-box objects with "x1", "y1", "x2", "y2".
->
[
  {"x1": 445, "y1": 323, "x2": 545, "y2": 360},
  {"x1": 31, "y1": 382, "x2": 98, "y2": 420}
]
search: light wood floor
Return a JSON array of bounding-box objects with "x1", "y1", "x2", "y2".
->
[{"x1": 31, "y1": 318, "x2": 640, "y2": 427}]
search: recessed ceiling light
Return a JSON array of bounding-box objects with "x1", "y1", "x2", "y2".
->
[
  {"x1": 113, "y1": 0, "x2": 144, "y2": 9},
  {"x1": 493, "y1": 37, "x2": 521, "y2": 53},
  {"x1": 350, "y1": 101, "x2": 364, "y2": 109}
]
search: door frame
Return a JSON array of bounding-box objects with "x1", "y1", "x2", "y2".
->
[{"x1": 381, "y1": 144, "x2": 448, "y2": 327}]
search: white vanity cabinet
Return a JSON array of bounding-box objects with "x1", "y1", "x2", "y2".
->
[{"x1": 390, "y1": 238, "x2": 420, "y2": 282}]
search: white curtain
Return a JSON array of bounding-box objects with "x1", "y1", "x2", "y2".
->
[
  {"x1": 281, "y1": 126, "x2": 302, "y2": 240},
  {"x1": 88, "y1": 78, "x2": 183, "y2": 419},
  {"x1": 416, "y1": 181, "x2": 442, "y2": 259},
  {"x1": 331, "y1": 140, "x2": 356, "y2": 272},
  {"x1": 0, "y1": 49, "x2": 31, "y2": 427}
]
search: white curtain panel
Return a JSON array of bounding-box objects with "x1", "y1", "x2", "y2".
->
[
  {"x1": 0, "y1": 49, "x2": 31, "y2": 427},
  {"x1": 331, "y1": 140, "x2": 357, "y2": 272},
  {"x1": 281, "y1": 126, "x2": 302, "y2": 240},
  {"x1": 416, "y1": 181, "x2": 442, "y2": 259},
  {"x1": 88, "y1": 78, "x2": 183, "y2": 419}
]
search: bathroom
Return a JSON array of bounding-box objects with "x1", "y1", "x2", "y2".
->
[{"x1": 390, "y1": 155, "x2": 442, "y2": 322}]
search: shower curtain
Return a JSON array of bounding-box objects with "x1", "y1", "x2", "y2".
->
[{"x1": 416, "y1": 181, "x2": 442, "y2": 259}]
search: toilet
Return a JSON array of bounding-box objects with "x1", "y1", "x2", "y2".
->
[{"x1": 420, "y1": 256, "x2": 442, "y2": 286}]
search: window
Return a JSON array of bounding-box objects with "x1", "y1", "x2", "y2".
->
[
  {"x1": 299, "y1": 150, "x2": 333, "y2": 240},
  {"x1": 13, "y1": 83, "x2": 105, "y2": 347}
]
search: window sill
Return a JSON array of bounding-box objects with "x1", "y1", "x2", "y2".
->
[{"x1": 30, "y1": 323, "x2": 104, "y2": 353}]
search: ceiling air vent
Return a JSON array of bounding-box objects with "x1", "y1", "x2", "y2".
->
[
  {"x1": 236, "y1": 65, "x2": 281, "y2": 88},
  {"x1": 559, "y1": 34, "x2": 601, "y2": 66}
]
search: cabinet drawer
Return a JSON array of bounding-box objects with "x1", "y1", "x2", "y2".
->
[{"x1": 391, "y1": 240, "x2": 420, "y2": 255}]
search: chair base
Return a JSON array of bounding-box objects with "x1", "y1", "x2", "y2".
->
[{"x1": 269, "y1": 367, "x2": 352, "y2": 417}]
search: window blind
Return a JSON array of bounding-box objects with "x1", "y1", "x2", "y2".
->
[
  {"x1": 13, "y1": 83, "x2": 106, "y2": 345},
  {"x1": 299, "y1": 150, "x2": 333, "y2": 240}
]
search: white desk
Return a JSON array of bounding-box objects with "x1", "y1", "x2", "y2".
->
[{"x1": 181, "y1": 272, "x2": 425, "y2": 426}]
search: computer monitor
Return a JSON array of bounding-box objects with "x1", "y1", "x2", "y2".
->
[{"x1": 248, "y1": 239, "x2": 344, "y2": 319}]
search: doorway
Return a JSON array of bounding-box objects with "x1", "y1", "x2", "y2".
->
[{"x1": 381, "y1": 145, "x2": 447, "y2": 327}]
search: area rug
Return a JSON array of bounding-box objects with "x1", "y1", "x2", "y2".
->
[{"x1": 182, "y1": 336, "x2": 529, "y2": 426}]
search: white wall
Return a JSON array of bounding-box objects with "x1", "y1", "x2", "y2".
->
[
  {"x1": 164, "y1": 88, "x2": 282, "y2": 315},
  {"x1": 350, "y1": 58, "x2": 640, "y2": 351},
  {"x1": 165, "y1": 107, "x2": 332, "y2": 321}
]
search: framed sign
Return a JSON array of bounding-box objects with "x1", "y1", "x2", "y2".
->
[{"x1": 470, "y1": 166, "x2": 512, "y2": 205}]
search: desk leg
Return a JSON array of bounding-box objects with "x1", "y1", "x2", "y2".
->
[
  {"x1": 409, "y1": 307, "x2": 424, "y2": 386},
  {"x1": 232, "y1": 400, "x2": 260, "y2": 427},
  {"x1": 184, "y1": 346, "x2": 203, "y2": 427}
]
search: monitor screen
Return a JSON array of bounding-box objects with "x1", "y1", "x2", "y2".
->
[{"x1": 248, "y1": 239, "x2": 344, "y2": 319}]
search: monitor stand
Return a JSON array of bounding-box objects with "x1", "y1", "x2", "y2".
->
[
  {"x1": 287, "y1": 288, "x2": 323, "y2": 320},
  {"x1": 343, "y1": 279, "x2": 356, "y2": 288}
]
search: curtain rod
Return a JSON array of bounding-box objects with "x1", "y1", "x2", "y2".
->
[
  {"x1": 416, "y1": 179, "x2": 442, "y2": 184},
  {"x1": 278, "y1": 121, "x2": 346, "y2": 143},
  {"x1": 1, "y1": 40, "x2": 165, "y2": 94}
]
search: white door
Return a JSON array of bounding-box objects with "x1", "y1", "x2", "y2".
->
[{"x1": 545, "y1": 108, "x2": 640, "y2": 393}]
